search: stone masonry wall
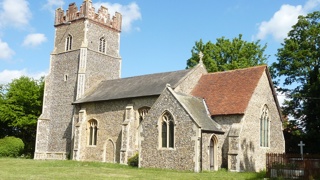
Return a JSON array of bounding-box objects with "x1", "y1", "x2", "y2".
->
[
  {"x1": 53, "y1": 20, "x2": 85, "y2": 54},
  {"x1": 140, "y1": 88, "x2": 200, "y2": 171},
  {"x1": 35, "y1": 119, "x2": 50, "y2": 153},
  {"x1": 48, "y1": 51, "x2": 81, "y2": 152},
  {"x1": 55, "y1": 1, "x2": 121, "y2": 32},
  {"x1": 174, "y1": 63, "x2": 207, "y2": 95},
  {"x1": 35, "y1": 49, "x2": 81, "y2": 160},
  {"x1": 213, "y1": 115, "x2": 243, "y2": 169},
  {"x1": 85, "y1": 50, "x2": 121, "y2": 90},
  {"x1": 87, "y1": 21, "x2": 120, "y2": 57},
  {"x1": 239, "y1": 71, "x2": 285, "y2": 172},
  {"x1": 82, "y1": 20, "x2": 122, "y2": 93},
  {"x1": 36, "y1": 6, "x2": 122, "y2": 159},
  {"x1": 75, "y1": 96, "x2": 157, "y2": 162},
  {"x1": 201, "y1": 132, "x2": 225, "y2": 171}
]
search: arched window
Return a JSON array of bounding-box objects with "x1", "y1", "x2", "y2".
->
[
  {"x1": 99, "y1": 37, "x2": 106, "y2": 53},
  {"x1": 160, "y1": 111, "x2": 174, "y2": 148},
  {"x1": 260, "y1": 105, "x2": 269, "y2": 147},
  {"x1": 88, "y1": 119, "x2": 98, "y2": 146},
  {"x1": 66, "y1": 34, "x2": 72, "y2": 51}
]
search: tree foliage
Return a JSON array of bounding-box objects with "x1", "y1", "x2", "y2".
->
[
  {"x1": 186, "y1": 34, "x2": 269, "y2": 72},
  {"x1": 271, "y1": 11, "x2": 320, "y2": 153},
  {"x1": 0, "y1": 76, "x2": 44, "y2": 156}
]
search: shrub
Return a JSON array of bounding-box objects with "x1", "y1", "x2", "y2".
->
[
  {"x1": 0, "y1": 136, "x2": 25, "y2": 157},
  {"x1": 127, "y1": 153, "x2": 139, "y2": 167}
]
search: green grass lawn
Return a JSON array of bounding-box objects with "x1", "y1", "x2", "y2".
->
[{"x1": 0, "y1": 158, "x2": 266, "y2": 180}]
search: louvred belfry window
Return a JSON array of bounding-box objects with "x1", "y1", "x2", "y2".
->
[
  {"x1": 99, "y1": 37, "x2": 106, "y2": 53},
  {"x1": 66, "y1": 34, "x2": 72, "y2": 51}
]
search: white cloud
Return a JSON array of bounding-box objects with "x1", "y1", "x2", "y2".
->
[
  {"x1": 43, "y1": 0, "x2": 65, "y2": 13},
  {"x1": 0, "y1": 39, "x2": 14, "y2": 60},
  {"x1": 22, "y1": 33, "x2": 47, "y2": 47},
  {"x1": 0, "y1": 69, "x2": 47, "y2": 84},
  {"x1": 255, "y1": 0, "x2": 320, "y2": 41},
  {"x1": 304, "y1": 0, "x2": 320, "y2": 10},
  {"x1": 0, "y1": 0, "x2": 32, "y2": 28},
  {"x1": 277, "y1": 93, "x2": 286, "y2": 107},
  {"x1": 93, "y1": 2, "x2": 142, "y2": 32}
]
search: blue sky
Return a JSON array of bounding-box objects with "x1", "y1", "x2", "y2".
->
[{"x1": 0, "y1": 0, "x2": 319, "y2": 89}]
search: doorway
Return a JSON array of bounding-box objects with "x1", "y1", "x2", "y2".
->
[
  {"x1": 104, "y1": 139, "x2": 115, "y2": 163},
  {"x1": 209, "y1": 135, "x2": 218, "y2": 170}
]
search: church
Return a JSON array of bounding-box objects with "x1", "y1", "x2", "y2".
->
[{"x1": 34, "y1": 0, "x2": 285, "y2": 172}]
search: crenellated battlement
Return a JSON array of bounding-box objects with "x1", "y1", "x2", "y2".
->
[{"x1": 55, "y1": 0, "x2": 122, "y2": 32}]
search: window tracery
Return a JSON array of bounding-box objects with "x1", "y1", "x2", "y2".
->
[
  {"x1": 260, "y1": 105, "x2": 269, "y2": 147},
  {"x1": 160, "y1": 111, "x2": 174, "y2": 148},
  {"x1": 88, "y1": 119, "x2": 98, "y2": 146}
]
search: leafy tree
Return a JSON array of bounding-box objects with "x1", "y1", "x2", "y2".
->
[
  {"x1": 0, "y1": 76, "x2": 44, "y2": 156},
  {"x1": 283, "y1": 119, "x2": 303, "y2": 153},
  {"x1": 186, "y1": 34, "x2": 269, "y2": 72},
  {"x1": 0, "y1": 84, "x2": 10, "y2": 138},
  {"x1": 271, "y1": 11, "x2": 320, "y2": 153}
]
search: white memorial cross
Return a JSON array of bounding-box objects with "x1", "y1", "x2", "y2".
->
[{"x1": 298, "y1": 141, "x2": 305, "y2": 160}]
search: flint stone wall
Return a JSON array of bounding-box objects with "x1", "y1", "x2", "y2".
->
[
  {"x1": 239, "y1": 71, "x2": 285, "y2": 172},
  {"x1": 35, "y1": 50, "x2": 81, "y2": 157},
  {"x1": 175, "y1": 63, "x2": 207, "y2": 95},
  {"x1": 201, "y1": 132, "x2": 224, "y2": 171},
  {"x1": 75, "y1": 96, "x2": 157, "y2": 162},
  {"x1": 35, "y1": 12, "x2": 121, "y2": 159},
  {"x1": 213, "y1": 115, "x2": 243, "y2": 169},
  {"x1": 140, "y1": 89, "x2": 199, "y2": 171}
]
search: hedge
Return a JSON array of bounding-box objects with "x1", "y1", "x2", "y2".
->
[
  {"x1": 0, "y1": 136, "x2": 25, "y2": 157},
  {"x1": 128, "y1": 153, "x2": 139, "y2": 167}
]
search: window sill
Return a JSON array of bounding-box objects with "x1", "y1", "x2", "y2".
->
[
  {"x1": 87, "y1": 145, "x2": 97, "y2": 147},
  {"x1": 158, "y1": 147, "x2": 175, "y2": 151}
]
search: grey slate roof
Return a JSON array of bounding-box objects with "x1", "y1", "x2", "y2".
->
[
  {"x1": 173, "y1": 91, "x2": 224, "y2": 133},
  {"x1": 73, "y1": 69, "x2": 192, "y2": 104}
]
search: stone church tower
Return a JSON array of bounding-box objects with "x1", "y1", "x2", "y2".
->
[{"x1": 34, "y1": 0, "x2": 122, "y2": 159}]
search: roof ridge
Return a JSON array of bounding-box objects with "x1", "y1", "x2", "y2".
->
[
  {"x1": 100, "y1": 69, "x2": 191, "y2": 83},
  {"x1": 205, "y1": 65, "x2": 267, "y2": 76}
]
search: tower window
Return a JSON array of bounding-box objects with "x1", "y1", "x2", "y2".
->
[
  {"x1": 64, "y1": 74, "x2": 68, "y2": 81},
  {"x1": 66, "y1": 34, "x2": 72, "y2": 51},
  {"x1": 99, "y1": 37, "x2": 106, "y2": 53}
]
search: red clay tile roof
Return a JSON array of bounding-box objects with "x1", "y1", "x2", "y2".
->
[{"x1": 191, "y1": 65, "x2": 267, "y2": 116}]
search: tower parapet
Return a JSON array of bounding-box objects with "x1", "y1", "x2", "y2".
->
[{"x1": 55, "y1": 0, "x2": 122, "y2": 32}]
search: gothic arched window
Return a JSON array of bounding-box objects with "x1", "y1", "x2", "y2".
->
[
  {"x1": 99, "y1": 37, "x2": 106, "y2": 53},
  {"x1": 160, "y1": 111, "x2": 174, "y2": 148},
  {"x1": 88, "y1": 119, "x2": 98, "y2": 146},
  {"x1": 66, "y1": 34, "x2": 72, "y2": 51},
  {"x1": 260, "y1": 105, "x2": 269, "y2": 147}
]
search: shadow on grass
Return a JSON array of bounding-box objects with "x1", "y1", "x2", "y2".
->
[{"x1": 245, "y1": 170, "x2": 267, "y2": 180}]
